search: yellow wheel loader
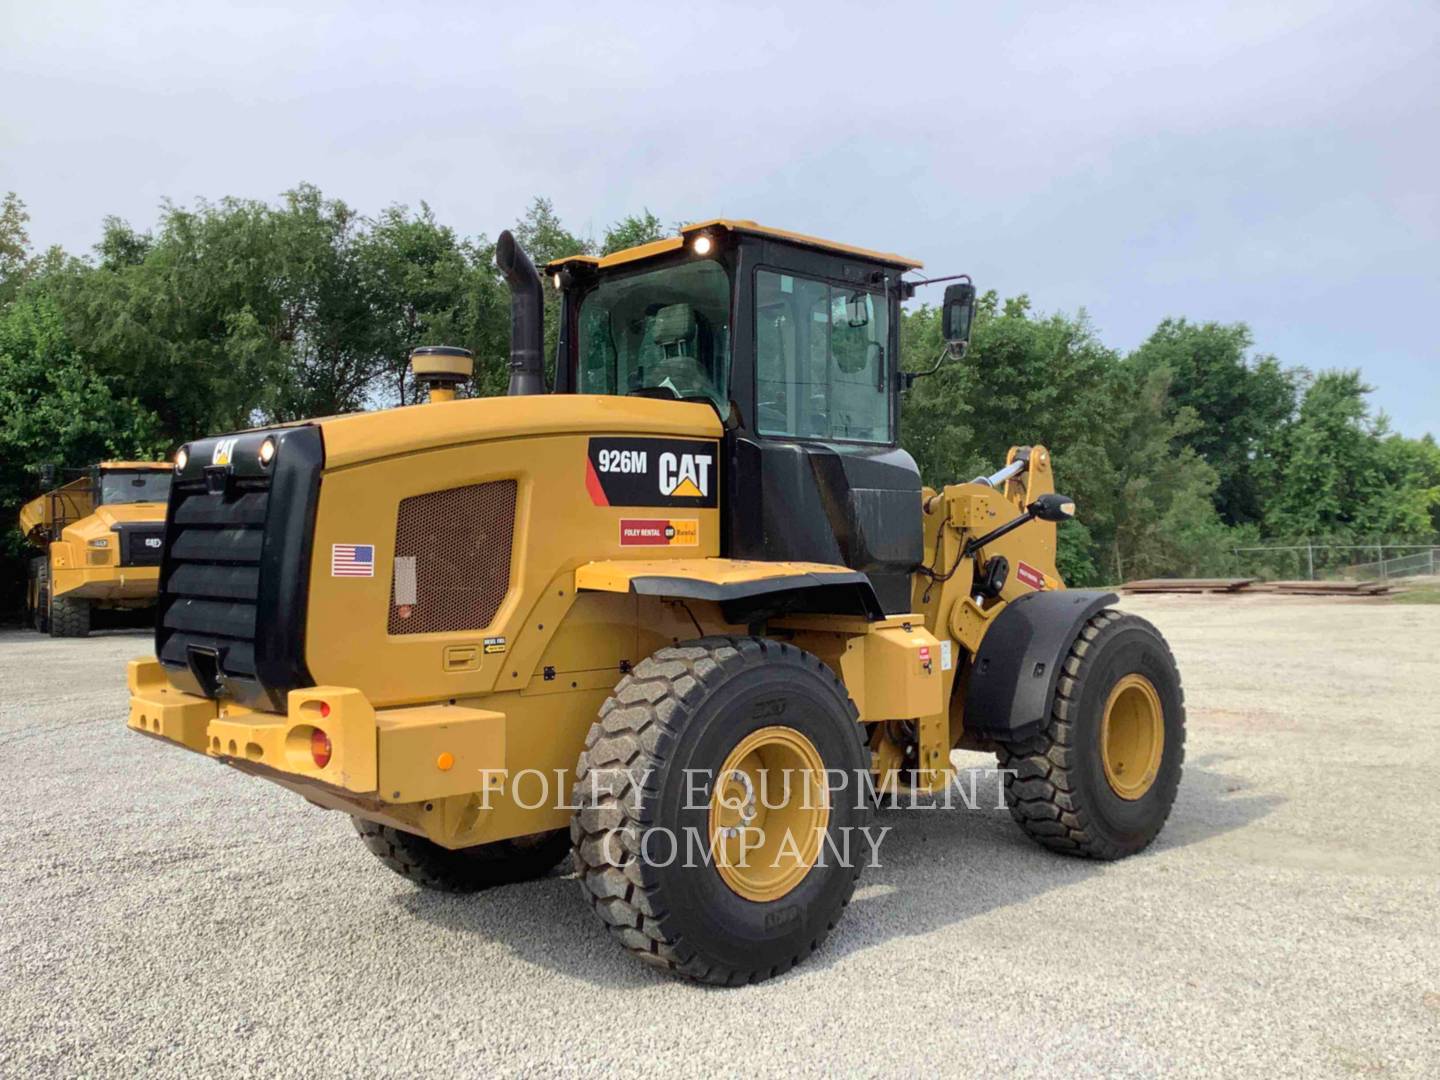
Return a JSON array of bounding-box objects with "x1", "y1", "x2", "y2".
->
[
  {"x1": 126, "y1": 220, "x2": 1185, "y2": 984},
  {"x1": 21, "y1": 462, "x2": 172, "y2": 637}
]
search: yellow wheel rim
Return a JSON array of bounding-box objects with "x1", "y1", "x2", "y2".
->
[
  {"x1": 708, "y1": 726, "x2": 830, "y2": 903},
  {"x1": 1100, "y1": 674, "x2": 1165, "y2": 800}
]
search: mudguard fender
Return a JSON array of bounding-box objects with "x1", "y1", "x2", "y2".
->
[{"x1": 964, "y1": 589, "x2": 1118, "y2": 742}]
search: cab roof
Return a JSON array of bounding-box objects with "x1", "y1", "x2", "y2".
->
[{"x1": 545, "y1": 218, "x2": 923, "y2": 274}]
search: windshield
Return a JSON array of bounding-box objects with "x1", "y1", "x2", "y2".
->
[
  {"x1": 100, "y1": 471, "x2": 171, "y2": 505},
  {"x1": 577, "y1": 259, "x2": 731, "y2": 410}
]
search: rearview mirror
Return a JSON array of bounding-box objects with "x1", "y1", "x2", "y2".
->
[
  {"x1": 942, "y1": 282, "x2": 976, "y2": 348},
  {"x1": 844, "y1": 292, "x2": 869, "y2": 328},
  {"x1": 1029, "y1": 493, "x2": 1076, "y2": 522}
]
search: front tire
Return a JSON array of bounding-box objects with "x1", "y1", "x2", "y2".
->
[
  {"x1": 571, "y1": 636, "x2": 872, "y2": 985},
  {"x1": 48, "y1": 590, "x2": 91, "y2": 638},
  {"x1": 997, "y1": 609, "x2": 1185, "y2": 860},
  {"x1": 351, "y1": 819, "x2": 570, "y2": 892}
]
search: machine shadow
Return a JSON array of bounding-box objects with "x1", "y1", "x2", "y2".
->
[{"x1": 394, "y1": 752, "x2": 1279, "y2": 988}]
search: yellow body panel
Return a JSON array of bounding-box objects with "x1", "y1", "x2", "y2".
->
[
  {"x1": 319, "y1": 393, "x2": 721, "y2": 469},
  {"x1": 305, "y1": 401, "x2": 723, "y2": 706},
  {"x1": 18, "y1": 477, "x2": 94, "y2": 543},
  {"x1": 48, "y1": 501, "x2": 167, "y2": 600}
]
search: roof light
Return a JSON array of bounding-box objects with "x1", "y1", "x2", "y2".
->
[
  {"x1": 691, "y1": 235, "x2": 713, "y2": 256},
  {"x1": 258, "y1": 438, "x2": 276, "y2": 467},
  {"x1": 175, "y1": 447, "x2": 189, "y2": 473}
]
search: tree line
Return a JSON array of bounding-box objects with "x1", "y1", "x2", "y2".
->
[{"x1": 1, "y1": 187, "x2": 1436, "y2": 604}]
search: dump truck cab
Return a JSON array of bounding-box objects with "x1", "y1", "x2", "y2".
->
[
  {"x1": 127, "y1": 219, "x2": 1186, "y2": 985},
  {"x1": 21, "y1": 461, "x2": 171, "y2": 636}
]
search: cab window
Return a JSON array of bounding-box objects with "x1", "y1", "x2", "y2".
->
[
  {"x1": 755, "y1": 269, "x2": 891, "y2": 443},
  {"x1": 99, "y1": 471, "x2": 171, "y2": 504},
  {"x1": 577, "y1": 259, "x2": 732, "y2": 411}
]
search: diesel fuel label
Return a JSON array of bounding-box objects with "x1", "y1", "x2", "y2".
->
[
  {"x1": 619, "y1": 518, "x2": 699, "y2": 547},
  {"x1": 586, "y1": 437, "x2": 718, "y2": 508}
]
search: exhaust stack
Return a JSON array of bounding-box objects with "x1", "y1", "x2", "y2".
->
[{"x1": 496, "y1": 230, "x2": 545, "y2": 396}]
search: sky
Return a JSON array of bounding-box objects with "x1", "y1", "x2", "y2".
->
[{"x1": 2, "y1": 0, "x2": 1437, "y2": 436}]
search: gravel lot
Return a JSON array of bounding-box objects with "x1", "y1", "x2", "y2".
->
[{"x1": 2, "y1": 594, "x2": 1438, "y2": 1078}]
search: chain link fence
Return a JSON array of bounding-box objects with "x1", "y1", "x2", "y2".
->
[{"x1": 1231, "y1": 541, "x2": 1440, "y2": 582}]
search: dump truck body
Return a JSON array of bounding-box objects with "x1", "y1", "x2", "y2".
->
[{"x1": 22, "y1": 463, "x2": 171, "y2": 634}]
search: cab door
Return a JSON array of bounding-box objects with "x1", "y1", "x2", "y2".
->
[{"x1": 725, "y1": 242, "x2": 922, "y2": 615}]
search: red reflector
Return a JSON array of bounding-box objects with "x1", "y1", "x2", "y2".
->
[
  {"x1": 319, "y1": 701, "x2": 331, "y2": 718},
  {"x1": 311, "y1": 729, "x2": 332, "y2": 768}
]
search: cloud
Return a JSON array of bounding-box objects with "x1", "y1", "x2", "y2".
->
[{"x1": 2, "y1": 0, "x2": 1436, "y2": 432}]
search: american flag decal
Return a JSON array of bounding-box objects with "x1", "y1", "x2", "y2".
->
[{"x1": 331, "y1": 543, "x2": 375, "y2": 578}]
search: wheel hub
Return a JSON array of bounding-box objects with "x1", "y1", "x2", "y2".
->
[
  {"x1": 1100, "y1": 673, "x2": 1164, "y2": 800},
  {"x1": 708, "y1": 726, "x2": 830, "y2": 902}
]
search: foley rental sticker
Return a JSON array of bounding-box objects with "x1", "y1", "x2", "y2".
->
[
  {"x1": 619, "y1": 519, "x2": 699, "y2": 547},
  {"x1": 1015, "y1": 561, "x2": 1048, "y2": 590}
]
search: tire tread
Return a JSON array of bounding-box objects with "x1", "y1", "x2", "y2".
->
[
  {"x1": 571, "y1": 635, "x2": 868, "y2": 985},
  {"x1": 996, "y1": 609, "x2": 1185, "y2": 860}
]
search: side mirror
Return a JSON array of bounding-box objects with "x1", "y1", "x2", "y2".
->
[
  {"x1": 942, "y1": 282, "x2": 976, "y2": 349},
  {"x1": 844, "y1": 292, "x2": 870, "y2": 328},
  {"x1": 1029, "y1": 493, "x2": 1076, "y2": 522},
  {"x1": 38, "y1": 463, "x2": 57, "y2": 489}
]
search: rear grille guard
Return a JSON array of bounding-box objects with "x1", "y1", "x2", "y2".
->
[{"x1": 155, "y1": 425, "x2": 323, "y2": 710}]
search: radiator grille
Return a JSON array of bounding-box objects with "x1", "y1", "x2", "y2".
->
[
  {"x1": 115, "y1": 522, "x2": 165, "y2": 566},
  {"x1": 157, "y1": 479, "x2": 269, "y2": 683},
  {"x1": 388, "y1": 480, "x2": 517, "y2": 635}
]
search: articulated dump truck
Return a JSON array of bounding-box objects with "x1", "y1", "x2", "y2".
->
[
  {"x1": 21, "y1": 462, "x2": 172, "y2": 636},
  {"x1": 127, "y1": 220, "x2": 1185, "y2": 984}
]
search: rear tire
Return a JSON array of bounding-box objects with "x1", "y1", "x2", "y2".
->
[
  {"x1": 48, "y1": 591, "x2": 91, "y2": 638},
  {"x1": 32, "y1": 560, "x2": 51, "y2": 634},
  {"x1": 25, "y1": 559, "x2": 42, "y2": 631},
  {"x1": 571, "y1": 636, "x2": 872, "y2": 985},
  {"x1": 351, "y1": 819, "x2": 570, "y2": 893},
  {"x1": 996, "y1": 609, "x2": 1185, "y2": 860}
]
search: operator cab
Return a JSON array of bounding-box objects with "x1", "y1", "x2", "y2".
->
[{"x1": 548, "y1": 220, "x2": 925, "y2": 613}]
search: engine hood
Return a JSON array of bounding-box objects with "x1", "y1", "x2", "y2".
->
[
  {"x1": 60, "y1": 502, "x2": 166, "y2": 545},
  {"x1": 316, "y1": 393, "x2": 724, "y2": 470}
]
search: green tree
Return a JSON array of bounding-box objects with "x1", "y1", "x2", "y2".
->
[
  {"x1": 0, "y1": 285, "x2": 166, "y2": 606},
  {"x1": 1264, "y1": 370, "x2": 1428, "y2": 538},
  {"x1": 901, "y1": 296, "x2": 1240, "y2": 584},
  {"x1": 1130, "y1": 318, "x2": 1298, "y2": 525},
  {"x1": 601, "y1": 210, "x2": 667, "y2": 255},
  {"x1": 0, "y1": 193, "x2": 36, "y2": 305}
]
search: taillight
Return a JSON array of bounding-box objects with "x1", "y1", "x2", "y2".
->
[
  {"x1": 319, "y1": 702, "x2": 331, "y2": 718},
  {"x1": 311, "y1": 729, "x2": 332, "y2": 768}
]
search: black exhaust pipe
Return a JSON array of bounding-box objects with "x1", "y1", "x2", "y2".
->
[{"x1": 496, "y1": 230, "x2": 545, "y2": 396}]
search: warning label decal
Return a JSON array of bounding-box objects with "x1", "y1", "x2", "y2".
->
[
  {"x1": 619, "y1": 518, "x2": 699, "y2": 547},
  {"x1": 1015, "y1": 561, "x2": 1048, "y2": 590}
]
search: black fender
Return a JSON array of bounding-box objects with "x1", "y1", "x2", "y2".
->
[
  {"x1": 964, "y1": 589, "x2": 1118, "y2": 742},
  {"x1": 624, "y1": 570, "x2": 886, "y2": 625}
]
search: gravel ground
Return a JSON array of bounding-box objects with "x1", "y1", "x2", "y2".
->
[{"x1": 2, "y1": 594, "x2": 1438, "y2": 1078}]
